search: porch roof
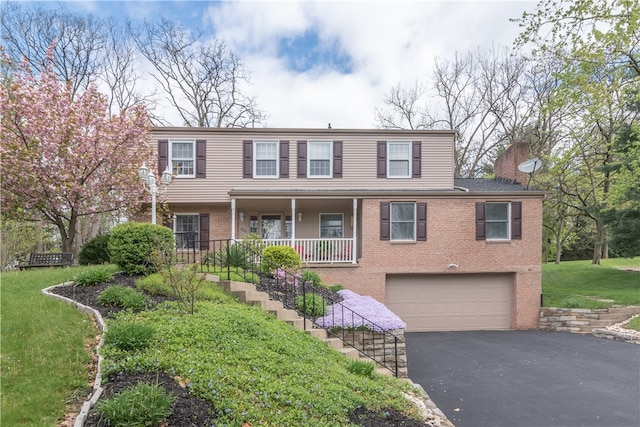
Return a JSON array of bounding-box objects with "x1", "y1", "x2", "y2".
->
[{"x1": 229, "y1": 180, "x2": 545, "y2": 199}]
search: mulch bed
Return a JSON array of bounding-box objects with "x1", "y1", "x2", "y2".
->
[{"x1": 49, "y1": 273, "x2": 428, "y2": 427}]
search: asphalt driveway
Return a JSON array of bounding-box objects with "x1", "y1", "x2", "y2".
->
[{"x1": 406, "y1": 331, "x2": 640, "y2": 427}]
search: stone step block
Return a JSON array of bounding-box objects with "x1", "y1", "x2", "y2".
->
[{"x1": 338, "y1": 347, "x2": 361, "y2": 359}]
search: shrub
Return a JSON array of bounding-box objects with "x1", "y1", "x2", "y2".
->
[
  {"x1": 208, "y1": 244, "x2": 251, "y2": 269},
  {"x1": 261, "y1": 245, "x2": 301, "y2": 274},
  {"x1": 103, "y1": 321, "x2": 156, "y2": 352},
  {"x1": 95, "y1": 381, "x2": 175, "y2": 426},
  {"x1": 73, "y1": 268, "x2": 114, "y2": 286},
  {"x1": 347, "y1": 360, "x2": 375, "y2": 378},
  {"x1": 97, "y1": 286, "x2": 149, "y2": 311},
  {"x1": 301, "y1": 270, "x2": 324, "y2": 287},
  {"x1": 108, "y1": 222, "x2": 175, "y2": 275},
  {"x1": 78, "y1": 234, "x2": 111, "y2": 265},
  {"x1": 136, "y1": 273, "x2": 172, "y2": 297},
  {"x1": 295, "y1": 293, "x2": 327, "y2": 317}
]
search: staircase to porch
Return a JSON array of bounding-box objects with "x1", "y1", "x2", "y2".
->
[{"x1": 205, "y1": 274, "x2": 394, "y2": 376}]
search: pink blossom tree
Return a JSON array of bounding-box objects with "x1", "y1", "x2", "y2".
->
[{"x1": 0, "y1": 53, "x2": 154, "y2": 254}]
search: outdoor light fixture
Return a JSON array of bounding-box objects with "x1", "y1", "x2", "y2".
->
[
  {"x1": 138, "y1": 162, "x2": 173, "y2": 225},
  {"x1": 297, "y1": 212, "x2": 303, "y2": 222},
  {"x1": 239, "y1": 211, "x2": 245, "y2": 222}
]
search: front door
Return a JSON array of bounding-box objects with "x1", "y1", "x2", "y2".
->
[{"x1": 261, "y1": 215, "x2": 282, "y2": 239}]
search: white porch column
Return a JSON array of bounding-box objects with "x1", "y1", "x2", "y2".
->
[
  {"x1": 352, "y1": 198, "x2": 358, "y2": 264},
  {"x1": 291, "y1": 198, "x2": 296, "y2": 243},
  {"x1": 231, "y1": 198, "x2": 236, "y2": 241}
]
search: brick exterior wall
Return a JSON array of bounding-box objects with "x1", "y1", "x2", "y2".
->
[{"x1": 312, "y1": 197, "x2": 543, "y2": 330}]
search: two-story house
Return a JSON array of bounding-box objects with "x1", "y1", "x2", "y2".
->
[{"x1": 147, "y1": 127, "x2": 544, "y2": 332}]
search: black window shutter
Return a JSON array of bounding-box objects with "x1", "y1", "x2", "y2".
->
[
  {"x1": 242, "y1": 140, "x2": 252, "y2": 178},
  {"x1": 511, "y1": 201, "x2": 522, "y2": 239},
  {"x1": 196, "y1": 139, "x2": 206, "y2": 178},
  {"x1": 199, "y1": 213, "x2": 210, "y2": 250},
  {"x1": 279, "y1": 140, "x2": 289, "y2": 178},
  {"x1": 158, "y1": 140, "x2": 169, "y2": 175},
  {"x1": 377, "y1": 141, "x2": 386, "y2": 178},
  {"x1": 476, "y1": 202, "x2": 486, "y2": 240},
  {"x1": 297, "y1": 140, "x2": 307, "y2": 178},
  {"x1": 333, "y1": 140, "x2": 343, "y2": 178},
  {"x1": 417, "y1": 202, "x2": 427, "y2": 241},
  {"x1": 412, "y1": 141, "x2": 422, "y2": 178},
  {"x1": 380, "y1": 202, "x2": 390, "y2": 240}
]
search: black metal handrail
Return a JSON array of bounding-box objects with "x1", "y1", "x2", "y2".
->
[
  {"x1": 172, "y1": 235, "x2": 399, "y2": 376},
  {"x1": 257, "y1": 270, "x2": 399, "y2": 377},
  {"x1": 172, "y1": 235, "x2": 261, "y2": 283}
]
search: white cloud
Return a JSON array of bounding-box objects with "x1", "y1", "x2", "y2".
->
[{"x1": 202, "y1": 1, "x2": 536, "y2": 128}]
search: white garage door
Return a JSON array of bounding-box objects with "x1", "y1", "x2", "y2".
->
[{"x1": 386, "y1": 274, "x2": 513, "y2": 332}]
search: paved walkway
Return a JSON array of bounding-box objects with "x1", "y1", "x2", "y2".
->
[{"x1": 406, "y1": 330, "x2": 640, "y2": 427}]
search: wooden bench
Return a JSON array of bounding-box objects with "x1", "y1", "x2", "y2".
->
[{"x1": 20, "y1": 253, "x2": 74, "y2": 269}]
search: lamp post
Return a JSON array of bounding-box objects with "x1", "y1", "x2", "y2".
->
[{"x1": 138, "y1": 163, "x2": 173, "y2": 224}]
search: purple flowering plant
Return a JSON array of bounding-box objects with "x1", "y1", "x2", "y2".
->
[{"x1": 315, "y1": 289, "x2": 406, "y2": 332}]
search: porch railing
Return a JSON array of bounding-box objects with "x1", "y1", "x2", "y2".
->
[
  {"x1": 257, "y1": 270, "x2": 399, "y2": 377},
  {"x1": 263, "y1": 238, "x2": 355, "y2": 263}
]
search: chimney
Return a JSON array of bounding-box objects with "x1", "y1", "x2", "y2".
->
[{"x1": 494, "y1": 142, "x2": 529, "y2": 185}]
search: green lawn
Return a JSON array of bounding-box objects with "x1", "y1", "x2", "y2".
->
[
  {"x1": 542, "y1": 257, "x2": 640, "y2": 309},
  {"x1": 1, "y1": 265, "x2": 119, "y2": 426}
]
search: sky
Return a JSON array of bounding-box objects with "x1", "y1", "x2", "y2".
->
[{"x1": 47, "y1": 0, "x2": 538, "y2": 128}]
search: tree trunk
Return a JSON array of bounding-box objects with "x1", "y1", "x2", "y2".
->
[{"x1": 592, "y1": 220, "x2": 604, "y2": 265}]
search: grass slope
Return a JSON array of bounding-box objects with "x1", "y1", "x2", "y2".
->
[
  {"x1": 542, "y1": 257, "x2": 640, "y2": 308},
  {"x1": 101, "y1": 299, "x2": 421, "y2": 426}
]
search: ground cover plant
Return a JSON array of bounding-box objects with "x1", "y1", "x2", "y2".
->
[
  {"x1": 541, "y1": 257, "x2": 640, "y2": 308},
  {"x1": 0, "y1": 265, "x2": 119, "y2": 426},
  {"x1": 316, "y1": 289, "x2": 407, "y2": 332},
  {"x1": 97, "y1": 299, "x2": 425, "y2": 426}
]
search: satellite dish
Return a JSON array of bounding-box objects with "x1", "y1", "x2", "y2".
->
[
  {"x1": 517, "y1": 158, "x2": 543, "y2": 189},
  {"x1": 518, "y1": 157, "x2": 542, "y2": 174}
]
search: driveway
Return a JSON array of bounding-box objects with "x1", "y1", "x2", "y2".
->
[{"x1": 405, "y1": 331, "x2": 640, "y2": 427}]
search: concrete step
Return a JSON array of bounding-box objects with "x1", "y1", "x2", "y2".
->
[
  {"x1": 338, "y1": 347, "x2": 361, "y2": 359},
  {"x1": 324, "y1": 337, "x2": 344, "y2": 349}
]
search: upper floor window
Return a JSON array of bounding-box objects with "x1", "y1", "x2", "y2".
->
[
  {"x1": 320, "y1": 213, "x2": 343, "y2": 237},
  {"x1": 308, "y1": 141, "x2": 332, "y2": 178},
  {"x1": 377, "y1": 141, "x2": 421, "y2": 179},
  {"x1": 254, "y1": 141, "x2": 279, "y2": 178},
  {"x1": 475, "y1": 201, "x2": 522, "y2": 241},
  {"x1": 388, "y1": 142, "x2": 411, "y2": 178},
  {"x1": 171, "y1": 140, "x2": 195, "y2": 177}
]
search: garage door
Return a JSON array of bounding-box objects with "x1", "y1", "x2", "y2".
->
[{"x1": 386, "y1": 274, "x2": 513, "y2": 332}]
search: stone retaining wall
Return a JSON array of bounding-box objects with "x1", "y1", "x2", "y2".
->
[
  {"x1": 539, "y1": 307, "x2": 609, "y2": 332},
  {"x1": 338, "y1": 329, "x2": 408, "y2": 378}
]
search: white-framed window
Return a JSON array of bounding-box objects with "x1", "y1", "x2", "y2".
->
[
  {"x1": 485, "y1": 202, "x2": 510, "y2": 240},
  {"x1": 387, "y1": 141, "x2": 411, "y2": 178},
  {"x1": 175, "y1": 214, "x2": 199, "y2": 248},
  {"x1": 320, "y1": 213, "x2": 343, "y2": 237},
  {"x1": 254, "y1": 141, "x2": 278, "y2": 178},
  {"x1": 391, "y1": 202, "x2": 415, "y2": 240},
  {"x1": 170, "y1": 140, "x2": 195, "y2": 177},
  {"x1": 308, "y1": 141, "x2": 332, "y2": 178}
]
